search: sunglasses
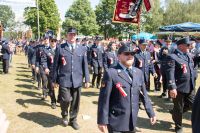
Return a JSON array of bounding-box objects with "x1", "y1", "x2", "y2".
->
[{"x1": 123, "y1": 52, "x2": 134, "y2": 56}]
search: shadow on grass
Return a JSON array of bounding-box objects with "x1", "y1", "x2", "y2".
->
[
  {"x1": 16, "y1": 74, "x2": 31, "y2": 78},
  {"x1": 16, "y1": 98, "x2": 50, "y2": 107},
  {"x1": 16, "y1": 63, "x2": 27, "y2": 66},
  {"x1": 15, "y1": 78, "x2": 33, "y2": 83},
  {"x1": 17, "y1": 70, "x2": 31, "y2": 73},
  {"x1": 137, "y1": 116, "x2": 191, "y2": 132},
  {"x1": 16, "y1": 66, "x2": 28, "y2": 69},
  {"x1": 15, "y1": 84, "x2": 36, "y2": 90},
  {"x1": 92, "y1": 101, "x2": 98, "y2": 105},
  {"x1": 15, "y1": 90, "x2": 41, "y2": 98},
  {"x1": 18, "y1": 112, "x2": 60, "y2": 127},
  {"x1": 81, "y1": 91, "x2": 99, "y2": 97}
]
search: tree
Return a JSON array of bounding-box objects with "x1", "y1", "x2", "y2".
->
[
  {"x1": 24, "y1": 0, "x2": 60, "y2": 38},
  {"x1": 142, "y1": 0, "x2": 164, "y2": 32},
  {"x1": 63, "y1": 0, "x2": 99, "y2": 36},
  {"x1": 0, "y1": 5, "x2": 15, "y2": 29}
]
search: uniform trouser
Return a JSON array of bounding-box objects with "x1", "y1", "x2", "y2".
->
[
  {"x1": 172, "y1": 90, "x2": 195, "y2": 129},
  {"x1": 47, "y1": 75, "x2": 56, "y2": 104},
  {"x1": 2, "y1": 59, "x2": 9, "y2": 73},
  {"x1": 161, "y1": 71, "x2": 167, "y2": 95},
  {"x1": 60, "y1": 86, "x2": 81, "y2": 122},
  {"x1": 39, "y1": 66, "x2": 48, "y2": 96},
  {"x1": 92, "y1": 66, "x2": 102, "y2": 87},
  {"x1": 154, "y1": 67, "x2": 161, "y2": 91},
  {"x1": 32, "y1": 68, "x2": 37, "y2": 81}
]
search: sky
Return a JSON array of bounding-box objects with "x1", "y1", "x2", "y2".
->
[
  {"x1": 2, "y1": 0, "x2": 100, "y2": 21},
  {"x1": 2, "y1": 0, "x2": 184, "y2": 21}
]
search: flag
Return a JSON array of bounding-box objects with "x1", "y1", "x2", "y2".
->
[
  {"x1": 112, "y1": 0, "x2": 142, "y2": 24},
  {"x1": 144, "y1": 0, "x2": 151, "y2": 12}
]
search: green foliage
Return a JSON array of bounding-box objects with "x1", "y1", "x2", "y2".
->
[
  {"x1": 24, "y1": 0, "x2": 60, "y2": 38},
  {"x1": 142, "y1": 0, "x2": 164, "y2": 32},
  {"x1": 62, "y1": 0, "x2": 99, "y2": 36},
  {"x1": 0, "y1": 5, "x2": 15, "y2": 29}
]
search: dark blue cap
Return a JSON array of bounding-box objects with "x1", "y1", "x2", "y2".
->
[
  {"x1": 138, "y1": 39, "x2": 148, "y2": 45},
  {"x1": 67, "y1": 27, "x2": 77, "y2": 34},
  {"x1": 176, "y1": 37, "x2": 191, "y2": 46},
  {"x1": 118, "y1": 44, "x2": 135, "y2": 55}
]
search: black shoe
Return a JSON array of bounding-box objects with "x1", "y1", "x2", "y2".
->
[
  {"x1": 175, "y1": 128, "x2": 183, "y2": 133},
  {"x1": 51, "y1": 103, "x2": 56, "y2": 109},
  {"x1": 62, "y1": 119, "x2": 68, "y2": 127},
  {"x1": 69, "y1": 121, "x2": 80, "y2": 130}
]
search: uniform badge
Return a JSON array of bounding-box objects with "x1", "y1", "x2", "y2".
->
[
  {"x1": 61, "y1": 56, "x2": 67, "y2": 66},
  {"x1": 139, "y1": 60, "x2": 143, "y2": 67},
  {"x1": 108, "y1": 58, "x2": 113, "y2": 64},
  {"x1": 182, "y1": 64, "x2": 187, "y2": 73},
  {"x1": 116, "y1": 82, "x2": 127, "y2": 97}
]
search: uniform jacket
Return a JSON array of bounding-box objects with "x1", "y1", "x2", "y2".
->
[
  {"x1": 159, "y1": 46, "x2": 175, "y2": 74},
  {"x1": 1, "y1": 44, "x2": 11, "y2": 60},
  {"x1": 189, "y1": 48, "x2": 200, "y2": 79},
  {"x1": 103, "y1": 51, "x2": 118, "y2": 70},
  {"x1": 52, "y1": 43, "x2": 90, "y2": 88},
  {"x1": 35, "y1": 44, "x2": 45, "y2": 67},
  {"x1": 90, "y1": 44, "x2": 104, "y2": 67},
  {"x1": 97, "y1": 63, "x2": 155, "y2": 131},
  {"x1": 134, "y1": 48, "x2": 155, "y2": 82},
  {"x1": 27, "y1": 45, "x2": 36, "y2": 65},
  {"x1": 165, "y1": 49, "x2": 195, "y2": 93}
]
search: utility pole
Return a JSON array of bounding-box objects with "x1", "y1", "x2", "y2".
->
[{"x1": 37, "y1": 0, "x2": 40, "y2": 40}]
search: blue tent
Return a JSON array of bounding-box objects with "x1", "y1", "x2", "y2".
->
[
  {"x1": 159, "y1": 22, "x2": 200, "y2": 32},
  {"x1": 132, "y1": 32, "x2": 157, "y2": 40}
]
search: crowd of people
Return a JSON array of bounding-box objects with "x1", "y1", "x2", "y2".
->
[{"x1": 1, "y1": 27, "x2": 200, "y2": 133}]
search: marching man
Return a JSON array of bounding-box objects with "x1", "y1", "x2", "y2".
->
[{"x1": 97, "y1": 44, "x2": 156, "y2": 133}]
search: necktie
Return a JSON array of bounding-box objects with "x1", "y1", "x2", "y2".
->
[
  {"x1": 126, "y1": 68, "x2": 133, "y2": 80},
  {"x1": 71, "y1": 45, "x2": 74, "y2": 52}
]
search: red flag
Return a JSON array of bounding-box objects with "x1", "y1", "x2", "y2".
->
[{"x1": 144, "y1": 0, "x2": 151, "y2": 12}]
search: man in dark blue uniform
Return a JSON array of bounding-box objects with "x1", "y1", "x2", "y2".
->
[
  {"x1": 1, "y1": 40, "x2": 12, "y2": 74},
  {"x1": 27, "y1": 41, "x2": 37, "y2": 83},
  {"x1": 166, "y1": 37, "x2": 195, "y2": 133},
  {"x1": 97, "y1": 44, "x2": 156, "y2": 133},
  {"x1": 188, "y1": 40, "x2": 200, "y2": 86},
  {"x1": 41, "y1": 38, "x2": 57, "y2": 109},
  {"x1": 134, "y1": 39, "x2": 157, "y2": 92},
  {"x1": 90, "y1": 37, "x2": 104, "y2": 88},
  {"x1": 159, "y1": 38, "x2": 175, "y2": 98},
  {"x1": 35, "y1": 37, "x2": 49, "y2": 100},
  {"x1": 152, "y1": 40, "x2": 162, "y2": 92},
  {"x1": 103, "y1": 41, "x2": 118, "y2": 70},
  {"x1": 192, "y1": 87, "x2": 200, "y2": 133},
  {"x1": 52, "y1": 28, "x2": 90, "y2": 130}
]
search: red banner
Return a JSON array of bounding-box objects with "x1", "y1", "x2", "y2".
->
[
  {"x1": 112, "y1": 0, "x2": 141, "y2": 24},
  {"x1": 144, "y1": 0, "x2": 151, "y2": 12}
]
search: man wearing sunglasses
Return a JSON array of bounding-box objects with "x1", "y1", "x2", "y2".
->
[
  {"x1": 98, "y1": 44, "x2": 156, "y2": 133},
  {"x1": 166, "y1": 37, "x2": 195, "y2": 133}
]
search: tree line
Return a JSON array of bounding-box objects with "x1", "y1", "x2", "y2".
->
[{"x1": 1, "y1": 0, "x2": 200, "y2": 39}]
